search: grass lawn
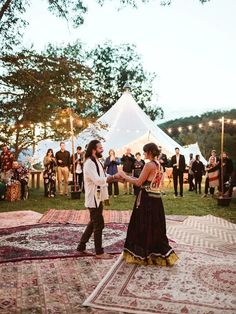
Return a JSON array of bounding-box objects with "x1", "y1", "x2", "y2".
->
[{"x1": 1, "y1": 184, "x2": 236, "y2": 223}]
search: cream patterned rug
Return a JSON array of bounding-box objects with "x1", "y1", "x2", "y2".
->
[{"x1": 84, "y1": 244, "x2": 236, "y2": 314}]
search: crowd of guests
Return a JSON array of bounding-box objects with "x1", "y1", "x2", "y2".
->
[{"x1": 0, "y1": 142, "x2": 235, "y2": 201}]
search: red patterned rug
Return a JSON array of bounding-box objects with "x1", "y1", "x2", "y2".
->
[
  {"x1": 38, "y1": 209, "x2": 188, "y2": 224},
  {"x1": 84, "y1": 244, "x2": 236, "y2": 314},
  {"x1": 0, "y1": 223, "x2": 127, "y2": 263},
  {"x1": 0, "y1": 210, "x2": 42, "y2": 229},
  {"x1": 0, "y1": 256, "x2": 122, "y2": 314}
]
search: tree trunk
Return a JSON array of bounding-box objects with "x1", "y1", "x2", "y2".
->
[{"x1": 0, "y1": 0, "x2": 13, "y2": 21}]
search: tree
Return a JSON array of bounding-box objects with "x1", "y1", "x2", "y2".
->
[
  {"x1": 87, "y1": 42, "x2": 163, "y2": 121},
  {"x1": 0, "y1": 0, "x2": 211, "y2": 51},
  {"x1": 0, "y1": 46, "x2": 93, "y2": 157},
  {"x1": 159, "y1": 109, "x2": 236, "y2": 161}
]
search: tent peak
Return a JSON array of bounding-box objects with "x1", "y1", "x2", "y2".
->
[{"x1": 123, "y1": 82, "x2": 131, "y2": 92}]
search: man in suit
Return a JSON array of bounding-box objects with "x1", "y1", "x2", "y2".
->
[{"x1": 170, "y1": 147, "x2": 186, "y2": 197}]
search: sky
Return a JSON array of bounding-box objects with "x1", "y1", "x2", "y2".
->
[{"x1": 22, "y1": 0, "x2": 236, "y2": 122}]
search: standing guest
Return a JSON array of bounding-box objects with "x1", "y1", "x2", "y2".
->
[
  {"x1": 202, "y1": 156, "x2": 219, "y2": 197},
  {"x1": 170, "y1": 147, "x2": 186, "y2": 197},
  {"x1": 72, "y1": 146, "x2": 85, "y2": 191},
  {"x1": 121, "y1": 148, "x2": 135, "y2": 194},
  {"x1": 133, "y1": 152, "x2": 145, "y2": 196},
  {"x1": 43, "y1": 149, "x2": 57, "y2": 198},
  {"x1": 158, "y1": 146, "x2": 168, "y2": 172},
  {"x1": 11, "y1": 161, "x2": 29, "y2": 200},
  {"x1": 104, "y1": 149, "x2": 120, "y2": 197},
  {"x1": 76, "y1": 140, "x2": 122, "y2": 259},
  {"x1": 118, "y1": 143, "x2": 178, "y2": 266},
  {"x1": 0, "y1": 144, "x2": 14, "y2": 183},
  {"x1": 209, "y1": 150, "x2": 220, "y2": 163},
  {"x1": 188, "y1": 153, "x2": 195, "y2": 191},
  {"x1": 55, "y1": 142, "x2": 70, "y2": 196},
  {"x1": 219, "y1": 152, "x2": 234, "y2": 194},
  {"x1": 192, "y1": 155, "x2": 205, "y2": 194}
]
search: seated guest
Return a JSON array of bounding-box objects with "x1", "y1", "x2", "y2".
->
[
  {"x1": 104, "y1": 149, "x2": 120, "y2": 197},
  {"x1": 11, "y1": 161, "x2": 29, "y2": 200},
  {"x1": 43, "y1": 149, "x2": 57, "y2": 198},
  {"x1": 0, "y1": 144, "x2": 14, "y2": 183}
]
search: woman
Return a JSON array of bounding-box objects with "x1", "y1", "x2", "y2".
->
[
  {"x1": 43, "y1": 149, "x2": 57, "y2": 197},
  {"x1": 192, "y1": 155, "x2": 205, "y2": 194},
  {"x1": 133, "y1": 152, "x2": 145, "y2": 196},
  {"x1": 202, "y1": 156, "x2": 219, "y2": 198},
  {"x1": 104, "y1": 149, "x2": 120, "y2": 197},
  {"x1": 119, "y1": 143, "x2": 178, "y2": 266}
]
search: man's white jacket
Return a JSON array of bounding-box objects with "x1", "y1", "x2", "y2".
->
[{"x1": 83, "y1": 158, "x2": 109, "y2": 208}]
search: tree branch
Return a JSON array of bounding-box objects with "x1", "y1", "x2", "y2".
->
[{"x1": 0, "y1": 0, "x2": 13, "y2": 21}]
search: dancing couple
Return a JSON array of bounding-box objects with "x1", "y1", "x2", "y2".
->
[{"x1": 77, "y1": 140, "x2": 178, "y2": 266}]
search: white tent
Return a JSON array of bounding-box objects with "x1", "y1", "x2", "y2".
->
[
  {"x1": 33, "y1": 89, "x2": 206, "y2": 164},
  {"x1": 78, "y1": 89, "x2": 206, "y2": 163}
]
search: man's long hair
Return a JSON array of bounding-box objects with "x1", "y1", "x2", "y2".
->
[{"x1": 85, "y1": 140, "x2": 100, "y2": 159}]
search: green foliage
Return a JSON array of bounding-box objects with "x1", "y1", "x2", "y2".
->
[
  {"x1": 87, "y1": 42, "x2": 163, "y2": 120},
  {"x1": 0, "y1": 47, "x2": 93, "y2": 157},
  {"x1": 0, "y1": 0, "x2": 211, "y2": 51},
  {"x1": 159, "y1": 109, "x2": 236, "y2": 160}
]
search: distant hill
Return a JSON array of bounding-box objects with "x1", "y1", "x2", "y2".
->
[{"x1": 158, "y1": 109, "x2": 236, "y2": 161}]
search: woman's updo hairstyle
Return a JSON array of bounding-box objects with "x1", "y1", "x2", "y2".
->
[{"x1": 143, "y1": 143, "x2": 160, "y2": 158}]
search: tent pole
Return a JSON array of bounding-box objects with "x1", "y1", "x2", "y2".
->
[
  {"x1": 69, "y1": 110, "x2": 77, "y2": 192},
  {"x1": 220, "y1": 116, "x2": 224, "y2": 196}
]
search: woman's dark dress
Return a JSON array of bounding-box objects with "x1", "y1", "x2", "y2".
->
[{"x1": 123, "y1": 181, "x2": 178, "y2": 266}]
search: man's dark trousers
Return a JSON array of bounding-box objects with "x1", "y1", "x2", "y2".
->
[
  {"x1": 77, "y1": 202, "x2": 104, "y2": 254},
  {"x1": 173, "y1": 169, "x2": 184, "y2": 196}
]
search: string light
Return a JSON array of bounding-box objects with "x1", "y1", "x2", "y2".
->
[
  {"x1": 168, "y1": 128, "x2": 172, "y2": 133},
  {"x1": 199, "y1": 124, "x2": 202, "y2": 128},
  {"x1": 233, "y1": 120, "x2": 236, "y2": 124},
  {"x1": 178, "y1": 127, "x2": 182, "y2": 132},
  {"x1": 20, "y1": 124, "x2": 24, "y2": 128},
  {"x1": 208, "y1": 121, "x2": 213, "y2": 126},
  {"x1": 188, "y1": 125, "x2": 192, "y2": 130},
  {"x1": 30, "y1": 123, "x2": 34, "y2": 128},
  {"x1": 226, "y1": 119, "x2": 231, "y2": 123},
  {"x1": 62, "y1": 118, "x2": 67, "y2": 123}
]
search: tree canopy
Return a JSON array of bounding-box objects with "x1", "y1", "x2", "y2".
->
[
  {"x1": 0, "y1": 41, "x2": 161, "y2": 157},
  {"x1": 1, "y1": 0, "x2": 211, "y2": 51}
]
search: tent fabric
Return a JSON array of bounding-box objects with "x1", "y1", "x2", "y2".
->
[{"x1": 33, "y1": 91, "x2": 206, "y2": 164}]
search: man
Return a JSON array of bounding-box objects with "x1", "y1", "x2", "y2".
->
[
  {"x1": 76, "y1": 140, "x2": 122, "y2": 259},
  {"x1": 191, "y1": 155, "x2": 205, "y2": 194},
  {"x1": 55, "y1": 142, "x2": 70, "y2": 196},
  {"x1": 219, "y1": 152, "x2": 234, "y2": 194},
  {"x1": 0, "y1": 144, "x2": 14, "y2": 183},
  {"x1": 11, "y1": 161, "x2": 29, "y2": 200},
  {"x1": 71, "y1": 146, "x2": 85, "y2": 191},
  {"x1": 158, "y1": 146, "x2": 168, "y2": 172},
  {"x1": 170, "y1": 147, "x2": 186, "y2": 197},
  {"x1": 188, "y1": 153, "x2": 195, "y2": 191},
  {"x1": 121, "y1": 148, "x2": 135, "y2": 194}
]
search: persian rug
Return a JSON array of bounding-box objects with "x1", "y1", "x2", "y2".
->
[
  {"x1": 38, "y1": 209, "x2": 187, "y2": 224},
  {"x1": 0, "y1": 223, "x2": 127, "y2": 263},
  {"x1": 0, "y1": 210, "x2": 42, "y2": 229},
  {"x1": 38, "y1": 209, "x2": 132, "y2": 224},
  {"x1": 0, "y1": 256, "x2": 125, "y2": 314},
  {"x1": 84, "y1": 244, "x2": 236, "y2": 314}
]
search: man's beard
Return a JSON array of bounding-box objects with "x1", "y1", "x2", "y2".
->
[{"x1": 96, "y1": 152, "x2": 103, "y2": 158}]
